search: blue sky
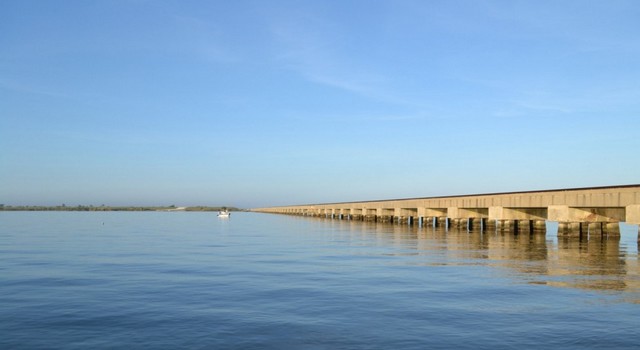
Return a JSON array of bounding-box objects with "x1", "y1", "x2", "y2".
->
[{"x1": 1, "y1": 0, "x2": 639, "y2": 208}]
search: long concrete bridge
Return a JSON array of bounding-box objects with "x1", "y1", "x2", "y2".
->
[{"x1": 252, "y1": 185, "x2": 640, "y2": 240}]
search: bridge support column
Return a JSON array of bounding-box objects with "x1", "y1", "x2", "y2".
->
[
  {"x1": 588, "y1": 222, "x2": 602, "y2": 239},
  {"x1": 447, "y1": 207, "x2": 488, "y2": 232},
  {"x1": 489, "y1": 206, "x2": 547, "y2": 233},
  {"x1": 468, "y1": 217, "x2": 484, "y2": 231},
  {"x1": 436, "y1": 216, "x2": 450, "y2": 229},
  {"x1": 557, "y1": 222, "x2": 568, "y2": 236},
  {"x1": 603, "y1": 222, "x2": 620, "y2": 238},
  {"x1": 627, "y1": 205, "x2": 640, "y2": 224},
  {"x1": 449, "y1": 218, "x2": 465, "y2": 229},
  {"x1": 484, "y1": 219, "x2": 496, "y2": 231},
  {"x1": 571, "y1": 222, "x2": 586, "y2": 237},
  {"x1": 550, "y1": 205, "x2": 626, "y2": 239},
  {"x1": 533, "y1": 220, "x2": 546, "y2": 233},
  {"x1": 418, "y1": 208, "x2": 447, "y2": 228},
  {"x1": 364, "y1": 208, "x2": 377, "y2": 221},
  {"x1": 517, "y1": 220, "x2": 532, "y2": 234},
  {"x1": 420, "y1": 216, "x2": 436, "y2": 227},
  {"x1": 625, "y1": 206, "x2": 640, "y2": 242},
  {"x1": 377, "y1": 208, "x2": 394, "y2": 223},
  {"x1": 586, "y1": 222, "x2": 620, "y2": 240},
  {"x1": 497, "y1": 219, "x2": 518, "y2": 232},
  {"x1": 557, "y1": 222, "x2": 585, "y2": 238},
  {"x1": 377, "y1": 215, "x2": 392, "y2": 223},
  {"x1": 394, "y1": 208, "x2": 418, "y2": 225}
]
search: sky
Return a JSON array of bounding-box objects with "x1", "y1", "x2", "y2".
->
[{"x1": 1, "y1": 0, "x2": 639, "y2": 208}]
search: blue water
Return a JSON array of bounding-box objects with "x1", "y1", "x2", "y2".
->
[{"x1": 1, "y1": 211, "x2": 639, "y2": 349}]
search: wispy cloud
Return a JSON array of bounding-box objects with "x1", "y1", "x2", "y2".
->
[
  {"x1": 171, "y1": 15, "x2": 239, "y2": 64},
  {"x1": 372, "y1": 114, "x2": 427, "y2": 122},
  {"x1": 481, "y1": 1, "x2": 640, "y2": 54},
  {"x1": 0, "y1": 78, "x2": 72, "y2": 99},
  {"x1": 491, "y1": 85, "x2": 640, "y2": 118},
  {"x1": 283, "y1": 110, "x2": 429, "y2": 124},
  {"x1": 491, "y1": 103, "x2": 573, "y2": 118},
  {"x1": 268, "y1": 13, "x2": 410, "y2": 105}
]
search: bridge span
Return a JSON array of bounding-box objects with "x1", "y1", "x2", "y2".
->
[{"x1": 252, "y1": 185, "x2": 640, "y2": 241}]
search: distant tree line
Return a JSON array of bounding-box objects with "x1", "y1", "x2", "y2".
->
[
  {"x1": 0, "y1": 205, "x2": 243, "y2": 212},
  {"x1": 184, "y1": 206, "x2": 243, "y2": 212}
]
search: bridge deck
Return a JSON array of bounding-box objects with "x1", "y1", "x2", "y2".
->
[{"x1": 252, "y1": 185, "x2": 640, "y2": 237}]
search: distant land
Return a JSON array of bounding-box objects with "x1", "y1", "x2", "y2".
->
[{"x1": 0, "y1": 205, "x2": 244, "y2": 212}]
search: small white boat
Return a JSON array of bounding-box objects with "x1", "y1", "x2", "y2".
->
[{"x1": 217, "y1": 210, "x2": 230, "y2": 218}]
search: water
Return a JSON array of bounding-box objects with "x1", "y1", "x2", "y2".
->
[{"x1": 1, "y1": 211, "x2": 639, "y2": 349}]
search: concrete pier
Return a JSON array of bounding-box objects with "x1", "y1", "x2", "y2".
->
[{"x1": 254, "y1": 185, "x2": 640, "y2": 240}]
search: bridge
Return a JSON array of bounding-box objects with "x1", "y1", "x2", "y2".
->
[{"x1": 252, "y1": 185, "x2": 640, "y2": 241}]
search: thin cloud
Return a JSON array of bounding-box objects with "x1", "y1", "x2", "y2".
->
[
  {"x1": 492, "y1": 100, "x2": 574, "y2": 118},
  {"x1": 171, "y1": 15, "x2": 240, "y2": 64},
  {"x1": 492, "y1": 85, "x2": 640, "y2": 118},
  {"x1": 373, "y1": 114, "x2": 427, "y2": 122},
  {"x1": 268, "y1": 14, "x2": 410, "y2": 106},
  {"x1": 0, "y1": 78, "x2": 72, "y2": 99}
]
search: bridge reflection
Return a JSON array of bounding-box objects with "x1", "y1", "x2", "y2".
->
[{"x1": 307, "y1": 216, "x2": 640, "y2": 302}]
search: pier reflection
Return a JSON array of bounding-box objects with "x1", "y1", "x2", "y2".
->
[
  {"x1": 550, "y1": 237, "x2": 627, "y2": 291},
  {"x1": 312, "y1": 217, "x2": 640, "y2": 302}
]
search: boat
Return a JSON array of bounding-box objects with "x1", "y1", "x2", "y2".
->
[{"x1": 217, "y1": 210, "x2": 230, "y2": 218}]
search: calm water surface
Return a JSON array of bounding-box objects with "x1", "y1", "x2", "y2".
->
[{"x1": 1, "y1": 211, "x2": 639, "y2": 349}]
